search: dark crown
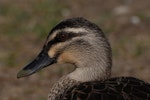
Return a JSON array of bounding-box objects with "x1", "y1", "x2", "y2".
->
[{"x1": 50, "y1": 17, "x2": 103, "y2": 34}]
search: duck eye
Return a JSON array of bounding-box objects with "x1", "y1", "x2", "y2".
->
[{"x1": 56, "y1": 33, "x2": 69, "y2": 42}]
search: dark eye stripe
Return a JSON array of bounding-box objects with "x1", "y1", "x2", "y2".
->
[
  {"x1": 44, "y1": 32, "x2": 82, "y2": 51},
  {"x1": 55, "y1": 32, "x2": 78, "y2": 42}
]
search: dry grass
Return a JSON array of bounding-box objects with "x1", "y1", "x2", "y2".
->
[{"x1": 0, "y1": 0, "x2": 150, "y2": 99}]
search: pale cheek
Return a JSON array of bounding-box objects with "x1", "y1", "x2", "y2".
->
[
  {"x1": 48, "y1": 43, "x2": 63, "y2": 57},
  {"x1": 57, "y1": 52, "x2": 77, "y2": 64},
  {"x1": 48, "y1": 47, "x2": 57, "y2": 57}
]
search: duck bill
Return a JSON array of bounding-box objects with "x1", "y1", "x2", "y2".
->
[{"x1": 17, "y1": 50, "x2": 56, "y2": 78}]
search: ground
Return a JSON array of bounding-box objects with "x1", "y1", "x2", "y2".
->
[{"x1": 0, "y1": 0, "x2": 150, "y2": 100}]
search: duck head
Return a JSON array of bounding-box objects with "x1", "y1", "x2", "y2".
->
[{"x1": 17, "y1": 17, "x2": 112, "y2": 82}]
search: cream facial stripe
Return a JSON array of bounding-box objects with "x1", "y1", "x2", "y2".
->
[
  {"x1": 48, "y1": 28, "x2": 88, "y2": 42},
  {"x1": 63, "y1": 28, "x2": 88, "y2": 33}
]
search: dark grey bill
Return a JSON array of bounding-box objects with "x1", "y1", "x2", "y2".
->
[{"x1": 17, "y1": 50, "x2": 56, "y2": 78}]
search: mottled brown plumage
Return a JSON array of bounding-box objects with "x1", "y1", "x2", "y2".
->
[{"x1": 58, "y1": 77, "x2": 150, "y2": 100}]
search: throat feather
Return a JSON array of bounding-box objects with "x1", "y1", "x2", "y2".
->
[{"x1": 68, "y1": 66, "x2": 110, "y2": 82}]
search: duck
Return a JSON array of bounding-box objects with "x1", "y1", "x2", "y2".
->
[{"x1": 17, "y1": 17, "x2": 150, "y2": 100}]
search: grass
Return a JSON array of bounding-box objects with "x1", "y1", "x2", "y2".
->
[{"x1": 0, "y1": 0, "x2": 67, "y2": 37}]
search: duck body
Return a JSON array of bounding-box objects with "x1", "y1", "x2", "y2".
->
[
  {"x1": 58, "y1": 77, "x2": 150, "y2": 100},
  {"x1": 17, "y1": 17, "x2": 150, "y2": 100}
]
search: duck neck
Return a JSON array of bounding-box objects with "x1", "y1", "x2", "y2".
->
[
  {"x1": 68, "y1": 65, "x2": 111, "y2": 82},
  {"x1": 48, "y1": 76, "x2": 79, "y2": 100}
]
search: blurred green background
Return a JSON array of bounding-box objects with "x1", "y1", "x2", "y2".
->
[{"x1": 0, "y1": 0, "x2": 150, "y2": 100}]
